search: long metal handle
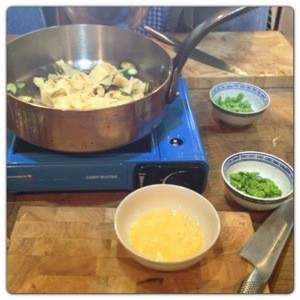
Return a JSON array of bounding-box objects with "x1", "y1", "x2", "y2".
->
[
  {"x1": 167, "y1": 6, "x2": 256, "y2": 103},
  {"x1": 144, "y1": 25, "x2": 178, "y2": 47},
  {"x1": 238, "y1": 268, "x2": 267, "y2": 293}
]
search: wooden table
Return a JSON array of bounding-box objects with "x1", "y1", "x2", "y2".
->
[{"x1": 7, "y1": 31, "x2": 294, "y2": 294}]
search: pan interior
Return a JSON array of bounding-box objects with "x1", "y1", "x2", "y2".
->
[{"x1": 7, "y1": 24, "x2": 172, "y2": 104}]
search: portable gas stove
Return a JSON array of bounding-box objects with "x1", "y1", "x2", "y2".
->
[{"x1": 7, "y1": 78, "x2": 208, "y2": 193}]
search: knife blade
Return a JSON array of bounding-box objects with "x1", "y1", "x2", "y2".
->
[
  {"x1": 144, "y1": 25, "x2": 248, "y2": 76},
  {"x1": 239, "y1": 199, "x2": 294, "y2": 294}
]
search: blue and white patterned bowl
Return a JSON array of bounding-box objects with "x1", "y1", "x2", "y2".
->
[
  {"x1": 221, "y1": 151, "x2": 293, "y2": 211},
  {"x1": 210, "y1": 82, "x2": 270, "y2": 127}
]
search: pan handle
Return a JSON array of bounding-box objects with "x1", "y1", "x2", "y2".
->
[{"x1": 167, "y1": 6, "x2": 257, "y2": 103}]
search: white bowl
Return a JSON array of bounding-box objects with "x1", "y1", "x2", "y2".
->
[
  {"x1": 114, "y1": 184, "x2": 220, "y2": 271},
  {"x1": 221, "y1": 151, "x2": 293, "y2": 211},
  {"x1": 210, "y1": 82, "x2": 270, "y2": 127}
]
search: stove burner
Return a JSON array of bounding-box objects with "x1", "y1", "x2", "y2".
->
[{"x1": 13, "y1": 134, "x2": 152, "y2": 155}]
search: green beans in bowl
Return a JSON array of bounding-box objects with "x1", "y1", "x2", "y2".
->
[
  {"x1": 221, "y1": 151, "x2": 293, "y2": 211},
  {"x1": 210, "y1": 82, "x2": 270, "y2": 127}
]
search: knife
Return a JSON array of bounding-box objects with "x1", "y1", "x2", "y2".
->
[
  {"x1": 144, "y1": 25, "x2": 248, "y2": 76},
  {"x1": 239, "y1": 199, "x2": 294, "y2": 293}
]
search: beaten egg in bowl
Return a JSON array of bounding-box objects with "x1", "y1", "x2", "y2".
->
[
  {"x1": 129, "y1": 208, "x2": 205, "y2": 261},
  {"x1": 114, "y1": 184, "x2": 220, "y2": 271}
]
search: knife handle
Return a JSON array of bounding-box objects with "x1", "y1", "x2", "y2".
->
[{"x1": 238, "y1": 269, "x2": 267, "y2": 294}]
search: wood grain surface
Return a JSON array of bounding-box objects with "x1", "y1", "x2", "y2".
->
[
  {"x1": 155, "y1": 31, "x2": 293, "y2": 89},
  {"x1": 189, "y1": 88, "x2": 294, "y2": 212},
  {"x1": 6, "y1": 31, "x2": 294, "y2": 294},
  {"x1": 7, "y1": 206, "x2": 259, "y2": 294},
  {"x1": 7, "y1": 88, "x2": 294, "y2": 293}
]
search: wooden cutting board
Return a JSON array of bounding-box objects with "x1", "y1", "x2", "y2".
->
[
  {"x1": 7, "y1": 206, "x2": 265, "y2": 294},
  {"x1": 156, "y1": 31, "x2": 293, "y2": 89},
  {"x1": 7, "y1": 31, "x2": 293, "y2": 89}
]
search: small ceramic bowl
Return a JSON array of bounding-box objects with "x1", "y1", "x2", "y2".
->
[
  {"x1": 114, "y1": 184, "x2": 220, "y2": 271},
  {"x1": 210, "y1": 82, "x2": 270, "y2": 127},
  {"x1": 221, "y1": 151, "x2": 293, "y2": 211}
]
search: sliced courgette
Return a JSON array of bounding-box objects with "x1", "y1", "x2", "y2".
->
[
  {"x1": 6, "y1": 83, "x2": 17, "y2": 95},
  {"x1": 120, "y1": 61, "x2": 138, "y2": 77},
  {"x1": 16, "y1": 82, "x2": 26, "y2": 90},
  {"x1": 126, "y1": 68, "x2": 138, "y2": 76},
  {"x1": 120, "y1": 61, "x2": 136, "y2": 70},
  {"x1": 144, "y1": 81, "x2": 155, "y2": 94},
  {"x1": 18, "y1": 95, "x2": 33, "y2": 103},
  {"x1": 56, "y1": 66, "x2": 65, "y2": 75}
]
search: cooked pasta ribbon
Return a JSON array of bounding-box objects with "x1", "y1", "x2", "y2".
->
[{"x1": 33, "y1": 60, "x2": 147, "y2": 110}]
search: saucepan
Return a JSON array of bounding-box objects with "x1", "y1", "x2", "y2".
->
[{"x1": 7, "y1": 7, "x2": 254, "y2": 152}]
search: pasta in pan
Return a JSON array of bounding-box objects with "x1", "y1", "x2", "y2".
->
[{"x1": 33, "y1": 60, "x2": 149, "y2": 110}]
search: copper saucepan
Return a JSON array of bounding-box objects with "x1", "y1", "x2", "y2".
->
[{"x1": 7, "y1": 7, "x2": 254, "y2": 152}]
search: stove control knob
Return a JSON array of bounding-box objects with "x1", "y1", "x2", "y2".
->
[{"x1": 163, "y1": 171, "x2": 192, "y2": 189}]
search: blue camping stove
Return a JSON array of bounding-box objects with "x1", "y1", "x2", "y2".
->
[{"x1": 7, "y1": 79, "x2": 209, "y2": 193}]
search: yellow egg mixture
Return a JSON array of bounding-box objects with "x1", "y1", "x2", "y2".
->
[{"x1": 129, "y1": 209, "x2": 204, "y2": 261}]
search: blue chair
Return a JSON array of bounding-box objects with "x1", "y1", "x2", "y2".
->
[
  {"x1": 6, "y1": 6, "x2": 47, "y2": 34},
  {"x1": 216, "y1": 7, "x2": 270, "y2": 31}
]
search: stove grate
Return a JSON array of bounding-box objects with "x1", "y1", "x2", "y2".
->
[{"x1": 12, "y1": 134, "x2": 152, "y2": 155}]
